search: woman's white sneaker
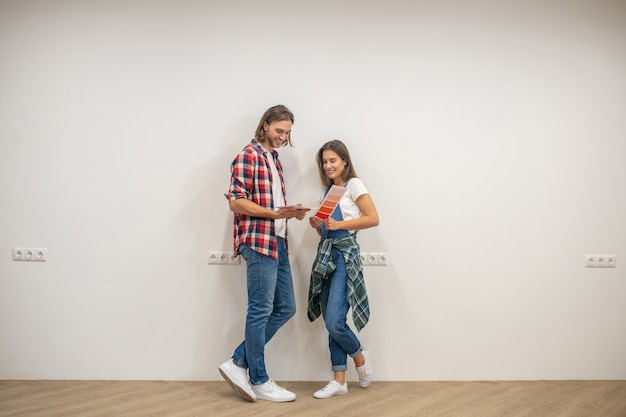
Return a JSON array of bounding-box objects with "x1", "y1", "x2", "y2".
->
[
  {"x1": 356, "y1": 349, "x2": 373, "y2": 388},
  {"x1": 313, "y1": 380, "x2": 348, "y2": 399},
  {"x1": 252, "y1": 379, "x2": 296, "y2": 402}
]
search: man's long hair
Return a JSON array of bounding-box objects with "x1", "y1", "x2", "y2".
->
[{"x1": 254, "y1": 104, "x2": 295, "y2": 147}]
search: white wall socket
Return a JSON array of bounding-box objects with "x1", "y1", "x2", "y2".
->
[
  {"x1": 360, "y1": 252, "x2": 389, "y2": 266},
  {"x1": 585, "y1": 254, "x2": 616, "y2": 268},
  {"x1": 207, "y1": 251, "x2": 241, "y2": 265},
  {"x1": 13, "y1": 248, "x2": 47, "y2": 262}
]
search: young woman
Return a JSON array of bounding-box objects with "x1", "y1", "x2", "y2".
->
[{"x1": 307, "y1": 139, "x2": 380, "y2": 399}]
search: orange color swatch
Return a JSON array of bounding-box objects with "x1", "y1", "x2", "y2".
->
[{"x1": 314, "y1": 185, "x2": 347, "y2": 219}]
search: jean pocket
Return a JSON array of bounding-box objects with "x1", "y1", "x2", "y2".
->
[{"x1": 239, "y1": 244, "x2": 253, "y2": 263}]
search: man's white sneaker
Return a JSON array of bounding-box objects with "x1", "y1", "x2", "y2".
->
[
  {"x1": 356, "y1": 349, "x2": 373, "y2": 388},
  {"x1": 218, "y1": 359, "x2": 257, "y2": 402},
  {"x1": 252, "y1": 379, "x2": 296, "y2": 402},
  {"x1": 313, "y1": 380, "x2": 348, "y2": 399}
]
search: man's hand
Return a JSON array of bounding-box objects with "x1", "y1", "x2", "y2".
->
[{"x1": 275, "y1": 205, "x2": 310, "y2": 220}]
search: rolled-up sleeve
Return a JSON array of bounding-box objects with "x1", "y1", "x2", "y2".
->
[{"x1": 226, "y1": 150, "x2": 255, "y2": 202}]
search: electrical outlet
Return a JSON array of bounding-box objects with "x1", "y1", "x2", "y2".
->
[
  {"x1": 585, "y1": 254, "x2": 616, "y2": 268},
  {"x1": 375, "y1": 253, "x2": 388, "y2": 266},
  {"x1": 360, "y1": 252, "x2": 389, "y2": 266},
  {"x1": 207, "y1": 251, "x2": 241, "y2": 265},
  {"x1": 13, "y1": 248, "x2": 47, "y2": 262}
]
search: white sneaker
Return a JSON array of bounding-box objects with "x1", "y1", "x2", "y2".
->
[
  {"x1": 252, "y1": 379, "x2": 296, "y2": 402},
  {"x1": 313, "y1": 380, "x2": 348, "y2": 399},
  {"x1": 356, "y1": 349, "x2": 372, "y2": 388},
  {"x1": 218, "y1": 359, "x2": 257, "y2": 402}
]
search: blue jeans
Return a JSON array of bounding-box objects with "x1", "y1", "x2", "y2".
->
[
  {"x1": 232, "y1": 238, "x2": 296, "y2": 385},
  {"x1": 320, "y1": 248, "x2": 362, "y2": 371}
]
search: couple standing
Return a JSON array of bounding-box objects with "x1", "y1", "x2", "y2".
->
[{"x1": 219, "y1": 105, "x2": 379, "y2": 402}]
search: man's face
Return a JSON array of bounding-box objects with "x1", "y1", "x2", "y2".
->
[{"x1": 263, "y1": 120, "x2": 292, "y2": 150}]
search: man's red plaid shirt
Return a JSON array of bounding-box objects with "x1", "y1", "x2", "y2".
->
[{"x1": 225, "y1": 139, "x2": 288, "y2": 259}]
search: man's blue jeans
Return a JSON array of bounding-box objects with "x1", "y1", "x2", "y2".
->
[
  {"x1": 320, "y1": 247, "x2": 362, "y2": 371},
  {"x1": 232, "y1": 238, "x2": 296, "y2": 385}
]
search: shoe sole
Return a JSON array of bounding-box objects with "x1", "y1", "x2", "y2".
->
[
  {"x1": 219, "y1": 367, "x2": 256, "y2": 402},
  {"x1": 255, "y1": 394, "x2": 296, "y2": 402},
  {"x1": 314, "y1": 391, "x2": 348, "y2": 399}
]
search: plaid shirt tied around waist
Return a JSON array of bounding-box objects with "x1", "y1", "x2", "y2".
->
[{"x1": 307, "y1": 234, "x2": 370, "y2": 332}]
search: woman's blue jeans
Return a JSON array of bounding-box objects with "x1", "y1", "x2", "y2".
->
[
  {"x1": 320, "y1": 247, "x2": 362, "y2": 371},
  {"x1": 232, "y1": 238, "x2": 296, "y2": 385}
]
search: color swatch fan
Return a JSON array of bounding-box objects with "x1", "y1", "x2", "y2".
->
[{"x1": 314, "y1": 185, "x2": 347, "y2": 219}]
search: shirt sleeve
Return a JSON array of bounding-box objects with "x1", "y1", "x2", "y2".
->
[
  {"x1": 340, "y1": 178, "x2": 369, "y2": 223},
  {"x1": 347, "y1": 178, "x2": 369, "y2": 201},
  {"x1": 226, "y1": 150, "x2": 256, "y2": 202}
]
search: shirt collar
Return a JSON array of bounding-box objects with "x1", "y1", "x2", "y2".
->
[{"x1": 251, "y1": 139, "x2": 279, "y2": 159}]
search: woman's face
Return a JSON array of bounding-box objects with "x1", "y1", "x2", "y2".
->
[{"x1": 321, "y1": 149, "x2": 346, "y2": 185}]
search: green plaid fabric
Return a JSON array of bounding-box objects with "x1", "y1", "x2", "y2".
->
[{"x1": 307, "y1": 234, "x2": 370, "y2": 332}]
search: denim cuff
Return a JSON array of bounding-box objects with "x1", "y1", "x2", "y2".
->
[{"x1": 349, "y1": 346, "x2": 363, "y2": 358}]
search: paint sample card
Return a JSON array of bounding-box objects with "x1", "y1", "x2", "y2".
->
[{"x1": 314, "y1": 185, "x2": 347, "y2": 219}]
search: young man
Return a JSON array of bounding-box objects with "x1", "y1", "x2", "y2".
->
[{"x1": 219, "y1": 105, "x2": 309, "y2": 402}]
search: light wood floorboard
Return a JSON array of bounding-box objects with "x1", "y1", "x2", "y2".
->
[{"x1": 1, "y1": 380, "x2": 625, "y2": 417}]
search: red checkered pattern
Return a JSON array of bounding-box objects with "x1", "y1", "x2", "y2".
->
[{"x1": 225, "y1": 140, "x2": 288, "y2": 258}]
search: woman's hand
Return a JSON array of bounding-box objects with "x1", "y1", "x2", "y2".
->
[
  {"x1": 322, "y1": 217, "x2": 342, "y2": 231},
  {"x1": 309, "y1": 216, "x2": 323, "y2": 229}
]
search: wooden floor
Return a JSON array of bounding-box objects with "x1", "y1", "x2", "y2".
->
[{"x1": 1, "y1": 379, "x2": 625, "y2": 417}]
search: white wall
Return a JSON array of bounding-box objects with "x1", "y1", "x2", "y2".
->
[{"x1": 1, "y1": 0, "x2": 625, "y2": 381}]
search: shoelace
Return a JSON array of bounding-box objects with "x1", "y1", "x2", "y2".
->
[
  {"x1": 321, "y1": 381, "x2": 340, "y2": 392},
  {"x1": 267, "y1": 379, "x2": 287, "y2": 392}
]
